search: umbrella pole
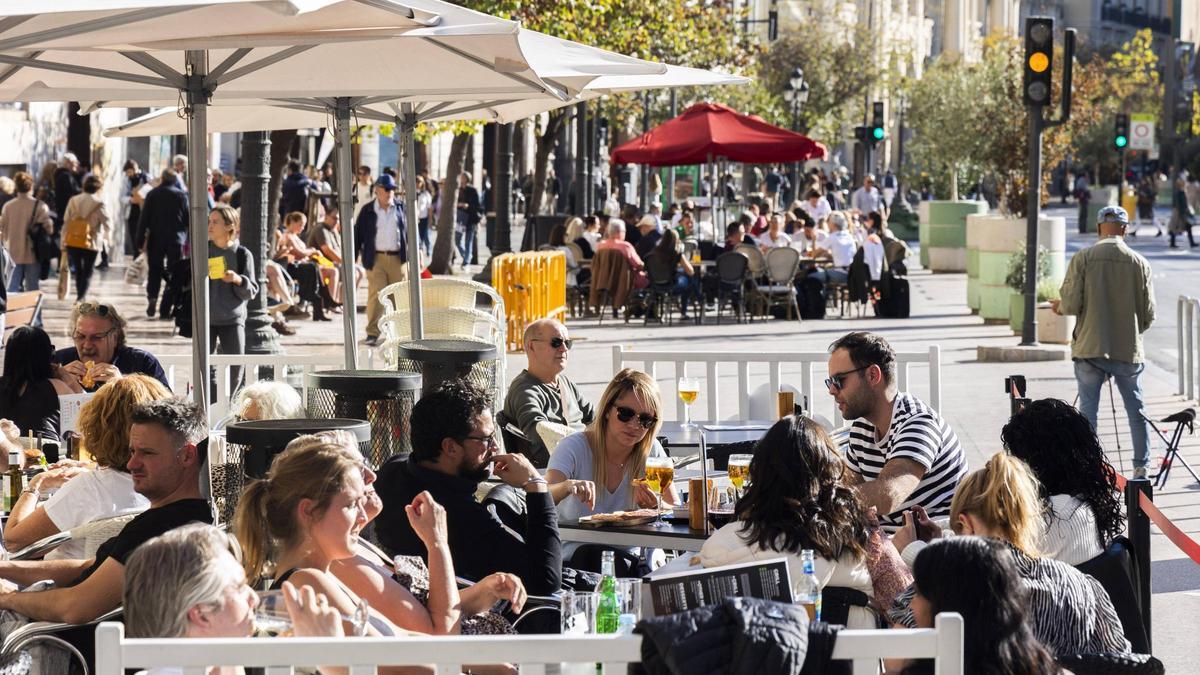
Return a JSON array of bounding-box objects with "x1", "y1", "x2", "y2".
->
[
  {"x1": 399, "y1": 104, "x2": 424, "y2": 340},
  {"x1": 184, "y1": 49, "x2": 211, "y2": 417},
  {"x1": 332, "y1": 97, "x2": 357, "y2": 369}
]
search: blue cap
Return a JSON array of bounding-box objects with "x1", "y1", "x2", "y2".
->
[
  {"x1": 1098, "y1": 205, "x2": 1129, "y2": 226},
  {"x1": 374, "y1": 173, "x2": 398, "y2": 191}
]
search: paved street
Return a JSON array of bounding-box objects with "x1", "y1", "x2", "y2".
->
[{"x1": 22, "y1": 214, "x2": 1200, "y2": 670}]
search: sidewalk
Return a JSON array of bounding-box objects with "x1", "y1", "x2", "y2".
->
[{"x1": 24, "y1": 219, "x2": 1200, "y2": 670}]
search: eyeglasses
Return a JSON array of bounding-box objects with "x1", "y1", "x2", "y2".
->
[
  {"x1": 824, "y1": 365, "x2": 870, "y2": 392},
  {"x1": 73, "y1": 328, "x2": 115, "y2": 343},
  {"x1": 460, "y1": 434, "x2": 499, "y2": 449},
  {"x1": 613, "y1": 405, "x2": 658, "y2": 430},
  {"x1": 531, "y1": 337, "x2": 573, "y2": 350}
]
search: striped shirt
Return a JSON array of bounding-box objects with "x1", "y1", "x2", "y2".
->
[{"x1": 846, "y1": 392, "x2": 967, "y2": 530}]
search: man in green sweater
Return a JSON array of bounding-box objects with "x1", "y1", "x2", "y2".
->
[
  {"x1": 1053, "y1": 205, "x2": 1156, "y2": 478},
  {"x1": 502, "y1": 319, "x2": 595, "y2": 467}
]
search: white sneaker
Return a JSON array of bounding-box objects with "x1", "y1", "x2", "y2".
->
[{"x1": 1133, "y1": 466, "x2": 1149, "y2": 480}]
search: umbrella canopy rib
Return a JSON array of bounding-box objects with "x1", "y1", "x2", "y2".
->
[
  {"x1": 0, "y1": 50, "x2": 38, "y2": 86},
  {"x1": 207, "y1": 47, "x2": 253, "y2": 82},
  {"x1": 217, "y1": 44, "x2": 317, "y2": 84},
  {"x1": 0, "y1": 6, "x2": 190, "y2": 52},
  {"x1": 420, "y1": 36, "x2": 559, "y2": 99},
  {"x1": 0, "y1": 53, "x2": 176, "y2": 89},
  {"x1": 0, "y1": 16, "x2": 32, "y2": 37},
  {"x1": 120, "y1": 52, "x2": 187, "y2": 87}
]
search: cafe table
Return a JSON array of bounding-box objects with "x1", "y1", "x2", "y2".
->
[
  {"x1": 656, "y1": 421, "x2": 775, "y2": 453},
  {"x1": 559, "y1": 518, "x2": 713, "y2": 552}
]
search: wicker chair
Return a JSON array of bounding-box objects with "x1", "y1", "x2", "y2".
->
[
  {"x1": 714, "y1": 252, "x2": 750, "y2": 324},
  {"x1": 758, "y1": 247, "x2": 802, "y2": 321}
]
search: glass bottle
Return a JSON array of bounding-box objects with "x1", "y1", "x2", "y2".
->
[
  {"x1": 794, "y1": 549, "x2": 822, "y2": 622},
  {"x1": 596, "y1": 550, "x2": 620, "y2": 634}
]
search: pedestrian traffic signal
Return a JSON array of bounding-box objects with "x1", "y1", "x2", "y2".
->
[
  {"x1": 1023, "y1": 17, "x2": 1054, "y2": 106},
  {"x1": 1114, "y1": 113, "x2": 1129, "y2": 151},
  {"x1": 870, "y1": 102, "x2": 885, "y2": 144}
]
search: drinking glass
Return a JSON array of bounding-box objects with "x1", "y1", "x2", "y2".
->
[
  {"x1": 727, "y1": 454, "x2": 753, "y2": 497},
  {"x1": 254, "y1": 589, "x2": 370, "y2": 637},
  {"x1": 617, "y1": 579, "x2": 643, "y2": 633},
  {"x1": 560, "y1": 590, "x2": 599, "y2": 635},
  {"x1": 678, "y1": 376, "x2": 700, "y2": 429},
  {"x1": 644, "y1": 456, "x2": 675, "y2": 528}
]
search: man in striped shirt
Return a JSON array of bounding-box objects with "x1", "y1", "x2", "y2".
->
[{"x1": 826, "y1": 332, "x2": 967, "y2": 531}]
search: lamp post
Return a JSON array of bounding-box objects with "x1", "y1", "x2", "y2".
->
[{"x1": 783, "y1": 68, "x2": 809, "y2": 206}]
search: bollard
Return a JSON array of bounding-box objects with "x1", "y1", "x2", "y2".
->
[{"x1": 1124, "y1": 478, "x2": 1153, "y2": 650}]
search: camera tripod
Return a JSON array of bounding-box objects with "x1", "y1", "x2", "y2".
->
[{"x1": 1139, "y1": 408, "x2": 1199, "y2": 489}]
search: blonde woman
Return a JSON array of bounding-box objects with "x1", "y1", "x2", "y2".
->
[
  {"x1": 208, "y1": 204, "x2": 258, "y2": 389},
  {"x1": 2, "y1": 374, "x2": 170, "y2": 558},
  {"x1": 546, "y1": 369, "x2": 678, "y2": 568},
  {"x1": 61, "y1": 174, "x2": 111, "y2": 301},
  {"x1": 890, "y1": 453, "x2": 1130, "y2": 658}
]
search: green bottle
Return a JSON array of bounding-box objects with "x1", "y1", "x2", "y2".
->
[{"x1": 596, "y1": 550, "x2": 620, "y2": 634}]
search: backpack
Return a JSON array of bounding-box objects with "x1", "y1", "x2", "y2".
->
[{"x1": 798, "y1": 274, "x2": 826, "y2": 320}]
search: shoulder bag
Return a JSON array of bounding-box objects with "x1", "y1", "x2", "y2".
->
[{"x1": 27, "y1": 199, "x2": 59, "y2": 262}]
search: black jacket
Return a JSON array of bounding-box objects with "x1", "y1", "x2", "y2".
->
[
  {"x1": 140, "y1": 179, "x2": 190, "y2": 249},
  {"x1": 457, "y1": 186, "x2": 482, "y2": 226},
  {"x1": 353, "y1": 198, "x2": 408, "y2": 270},
  {"x1": 634, "y1": 598, "x2": 845, "y2": 675},
  {"x1": 53, "y1": 168, "x2": 79, "y2": 223},
  {"x1": 279, "y1": 172, "x2": 313, "y2": 218},
  {"x1": 373, "y1": 457, "x2": 562, "y2": 596}
]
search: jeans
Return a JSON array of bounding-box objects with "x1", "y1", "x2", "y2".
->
[
  {"x1": 7, "y1": 262, "x2": 41, "y2": 293},
  {"x1": 418, "y1": 216, "x2": 431, "y2": 255},
  {"x1": 209, "y1": 323, "x2": 246, "y2": 402},
  {"x1": 66, "y1": 247, "x2": 98, "y2": 301},
  {"x1": 673, "y1": 272, "x2": 701, "y2": 313},
  {"x1": 454, "y1": 222, "x2": 475, "y2": 267},
  {"x1": 1074, "y1": 357, "x2": 1150, "y2": 468}
]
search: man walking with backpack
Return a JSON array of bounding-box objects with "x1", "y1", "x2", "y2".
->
[{"x1": 140, "y1": 168, "x2": 190, "y2": 319}]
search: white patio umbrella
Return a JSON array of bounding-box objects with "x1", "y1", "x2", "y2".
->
[{"x1": 0, "y1": 1, "x2": 664, "y2": 411}]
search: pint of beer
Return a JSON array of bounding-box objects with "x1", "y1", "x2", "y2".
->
[{"x1": 777, "y1": 390, "x2": 795, "y2": 418}]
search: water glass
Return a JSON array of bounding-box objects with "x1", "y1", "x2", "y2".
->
[
  {"x1": 617, "y1": 579, "x2": 643, "y2": 624},
  {"x1": 255, "y1": 589, "x2": 370, "y2": 637},
  {"x1": 560, "y1": 590, "x2": 599, "y2": 635}
]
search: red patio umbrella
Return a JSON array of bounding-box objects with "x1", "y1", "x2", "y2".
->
[{"x1": 611, "y1": 102, "x2": 827, "y2": 166}]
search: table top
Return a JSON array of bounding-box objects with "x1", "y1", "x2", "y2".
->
[
  {"x1": 560, "y1": 519, "x2": 712, "y2": 552},
  {"x1": 656, "y1": 421, "x2": 775, "y2": 449}
]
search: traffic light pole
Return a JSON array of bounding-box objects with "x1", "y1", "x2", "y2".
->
[{"x1": 1021, "y1": 106, "x2": 1045, "y2": 346}]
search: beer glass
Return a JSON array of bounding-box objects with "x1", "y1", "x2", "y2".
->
[
  {"x1": 727, "y1": 454, "x2": 753, "y2": 496},
  {"x1": 644, "y1": 455, "x2": 675, "y2": 527},
  {"x1": 678, "y1": 377, "x2": 700, "y2": 429}
]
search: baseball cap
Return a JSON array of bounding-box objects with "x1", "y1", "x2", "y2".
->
[
  {"x1": 374, "y1": 173, "x2": 398, "y2": 191},
  {"x1": 1097, "y1": 205, "x2": 1129, "y2": 226}
]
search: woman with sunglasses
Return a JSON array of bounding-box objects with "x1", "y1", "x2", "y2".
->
[{"x1": 546, "y1": 369, "x2": 678, "y2": 568}]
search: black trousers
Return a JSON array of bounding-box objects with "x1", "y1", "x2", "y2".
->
[
  {"x1": 282, "y1": 260, "x2": 321, "y2": 305},
  {"x1": 147, "y1": 240, "x2": 185, "y2": 314},
  {"x1": 66, "y1": 247, "x2": 98, "y2": 301}
]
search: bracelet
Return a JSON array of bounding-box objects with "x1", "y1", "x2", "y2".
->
[
  {"x1": 522, "y1": 476, "x2": 548, "y2": 489},
  {"x1": 21, "y1": 486, "x2": 40, "y2": 499}
]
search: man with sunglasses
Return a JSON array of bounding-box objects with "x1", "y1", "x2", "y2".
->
[
  {"x1": 827, "y1": 332, "x2": 966, "y2": 532},
  {"x1": 501, "y1": 319, "x2": 595, "y2": 467},
  {"x1": 374, "y1": 380, "x2": 563, "y2": 597},
  {"x1": 52, "y1": 302, "x2": 170, "y2": 392}
]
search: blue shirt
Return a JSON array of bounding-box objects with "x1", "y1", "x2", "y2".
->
[
  {"x1": 52, "y1": 345, "x2": 170, "y2": 392},
  {"x1": 548, "y1": 431, "x2": 667, "y2": 523}
]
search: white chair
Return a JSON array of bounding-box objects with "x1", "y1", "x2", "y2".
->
[
  {"x1": 535, "y1": 420, "x2": 573, "y2": 457},
  {"x1": 377, "y1": 307, "x2": 502, "y2": 368}
]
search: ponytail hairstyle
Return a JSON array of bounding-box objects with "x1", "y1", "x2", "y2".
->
[
  {"x1": 232, "y1": 441, "x2": 363, "y2": 584},
  {"x1": 949, "y1": 453, "x2": 1045, "y2": 556}
]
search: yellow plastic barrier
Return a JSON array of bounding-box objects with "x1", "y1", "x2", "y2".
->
[
  {"x1": 1121, "y1": 187, "x2": 1138, "y2": 221},
  {"x1": 491, "y1": 251, "x2": 568, "y2": 352}
]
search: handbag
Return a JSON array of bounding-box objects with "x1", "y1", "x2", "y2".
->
[
  {"x1": 56, "y1": 255, "x2": 70, "y2": 301},
  {"x1": 125, "y1": 253, "x2": 148, "y2": 286},
  {"x1": 26, "y1": 200, "x2": 58, "y2": 262},
  {"x1": 63, "y1": 200, "x2": 101, "y2": 250}
]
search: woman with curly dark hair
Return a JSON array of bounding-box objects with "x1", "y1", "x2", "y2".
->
[
  {"x1": 1001, "y1": 398, "x2": 1125, "y2": 565},
  {"x1": 698, "y1": 415, "x2": 876, "y2": 627},
  {"x1": 903, "y1": 537, "x2": 1059, "y2": 675}
]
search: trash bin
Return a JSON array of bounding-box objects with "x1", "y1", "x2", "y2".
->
[
  {"x1": 212, "y1": 418, "x2": 370, "y2": 525},
  {"x1": 397, "y1": 338, "x2": 501, "y2": 405},
  {"x1": 305, "y1": 370, "x2": 422, "y2": 467}
]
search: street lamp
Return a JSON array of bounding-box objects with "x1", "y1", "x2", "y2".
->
[{"x1": 784, "y1": 68, "x2": 809, "y2": 206}]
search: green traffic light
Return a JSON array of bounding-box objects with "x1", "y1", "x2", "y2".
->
[
  {"x1": 872, "y1": 127, "x2": 884, "y2": 140},
  {"x1": 1115, "y1": 135, "x2": 1127, "y2": 148}
]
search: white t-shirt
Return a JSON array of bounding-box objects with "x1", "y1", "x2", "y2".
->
[
  {"x1": 42, "y1": 467, "x2": 150, "y2": 560},
  {"x1": 799, "y1": 198, "x2": 831, "y2": 224},
  {"x1": 827, "y1": 230, "x2": 859, "y2": 268},
  {"x1": 756, "y1": 231, "x2": 792, "y2": 249}
]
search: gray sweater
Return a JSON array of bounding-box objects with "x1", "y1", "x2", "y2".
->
[
  {"x1": 208, "y1": 243, "x2": 259, "y2": 326},
  {"x1": 502, "y1": 369, "x2": 595, "y2": 467}
]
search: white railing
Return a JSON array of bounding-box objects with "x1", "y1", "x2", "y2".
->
[
  {"x1": 159, "y1": 349, "x2": 383, "y2": 422},
  {"x1": 613, "y1": 345, "x2": 942, "y2": 427},
  {"x1": 1178, "y1": 295, "x2": 1199, "y2": 401},
  {"x1": 95, "y1": 614, "x2": 965, "y2": 675}
]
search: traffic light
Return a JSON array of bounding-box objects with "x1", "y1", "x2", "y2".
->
[
  {"x1": 1023, "y1": 17, "x2": 1054, "y2": 106},
  {"x1": 854, "y1": 125, "x2": 869, "y2": 143},
  {"x1": 1114, "y1": 113, "x2": 1129, "y2": 151},
  {"x1": 870, "y1": 102, "x2": 886, "y2": 144}
]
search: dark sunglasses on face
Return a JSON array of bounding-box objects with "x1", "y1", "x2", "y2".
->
[
  {"x1": 532, "y1": 337, "x2": 573, "y2": 350},
  {"x1": 824, "y1": 365, "x2": 871, "y2": 392},
  {"x1": 614, "y1": 405, "x2": 658, "y2": 429}
]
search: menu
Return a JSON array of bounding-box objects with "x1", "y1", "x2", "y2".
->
[{"x1": 647, "y1": 558, "x2": 792, "y2": 615}]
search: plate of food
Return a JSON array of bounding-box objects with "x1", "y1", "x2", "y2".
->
[{"x1": 578, "y1": 508, "x2": 667, "y2": 528}]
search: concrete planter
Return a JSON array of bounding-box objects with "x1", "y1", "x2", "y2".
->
[
  {"x1": 967, "y1": 214, "x2": 1066, "y2": 322},
  {"x1": 1009, "y1": 293, "x2": 1025, "y2": 333},
  {"x1": 917, "y1": 201, "x2": 930, "y2": 268},
  {"x1": 918, "y1": 200, "x2": 987, "y2": 272},
  {"x1": 1036, "y1": 304, "x2": 1075, "y2": 344},
  {"x1": 1081, "y1": 186, "x2": 1118, "y2": 233}
]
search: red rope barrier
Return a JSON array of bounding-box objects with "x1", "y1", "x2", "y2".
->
[{"x1": 1113, "y1": 473, "x2": 1200, "y2": 565}]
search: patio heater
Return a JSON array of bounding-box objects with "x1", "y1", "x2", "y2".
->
[
  {"x1": 396, "y1": 338, "x2": 503, "y2": 408},
  {"x1": 305, "y1": 370, "x2": 423, "y2": 467}
]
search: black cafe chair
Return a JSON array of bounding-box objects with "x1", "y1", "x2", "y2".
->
[{"x1": 1075, "y1": 536, "x2": 1150, "y2": 654}]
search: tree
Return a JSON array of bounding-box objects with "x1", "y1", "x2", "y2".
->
[{"x1": 905, "y1": 55, "x2": 990, "y2": 200}]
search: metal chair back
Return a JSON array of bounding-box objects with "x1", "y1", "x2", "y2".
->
[
  {"x1": 735, "y1": 243, "x2": 767, "y2": 277},
  {"x1": 764, "y1": 246, "x2": 801, "y2": 285}
]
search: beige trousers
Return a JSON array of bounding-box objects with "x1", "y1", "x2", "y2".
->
[{"x1": 365, "y1": 253, "x2": 409, "y2": 338}]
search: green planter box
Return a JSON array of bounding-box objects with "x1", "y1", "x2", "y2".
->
[{"x1": 922, "y1": 200, "x2": 987, "y2": 272}]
